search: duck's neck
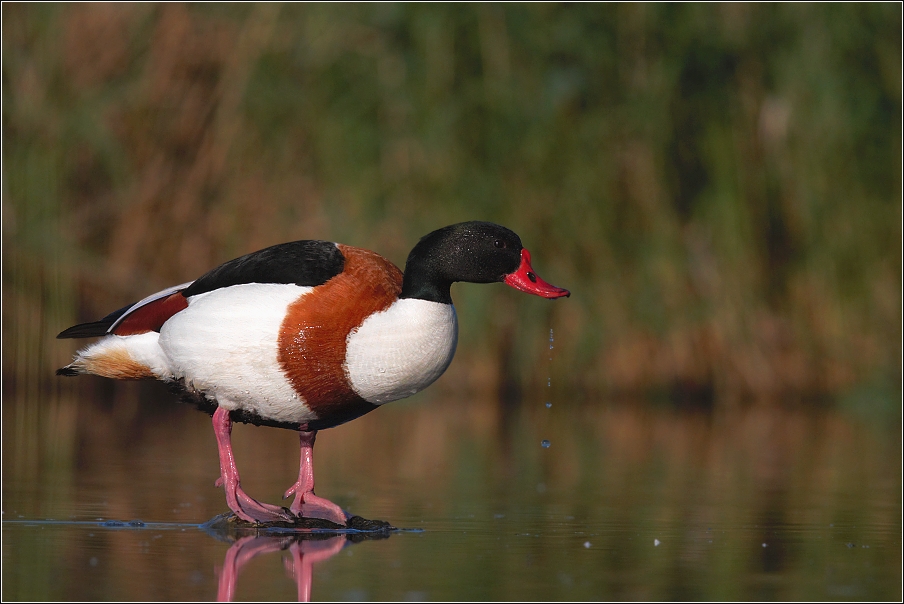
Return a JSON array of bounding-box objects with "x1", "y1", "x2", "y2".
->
[
  {"x1": 399, "y1": 265, "x2": 453, "y2": 304},
  {"x1": 398, "y1": 234, "x2": 455, "y2": 304}
]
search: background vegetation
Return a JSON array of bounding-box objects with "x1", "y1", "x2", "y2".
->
[{"x1": 3, "y1": 3, "x2": 901, "y2": 407}]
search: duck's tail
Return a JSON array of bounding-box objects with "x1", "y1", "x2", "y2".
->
[{"x1": 57, "y1": 332, "x2": 171, "y2": 381}]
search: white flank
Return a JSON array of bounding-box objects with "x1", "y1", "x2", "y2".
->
[
  {"x1": 345, "y1": 298, "x2": 458, "y2": 404},
  {"x1": 158, "y1": 283, "x2": 315, "y2": 424}
]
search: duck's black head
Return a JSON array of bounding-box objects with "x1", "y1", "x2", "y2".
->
[{"x1": 400, "y1": 221, "x2": 570, "y2": 304}]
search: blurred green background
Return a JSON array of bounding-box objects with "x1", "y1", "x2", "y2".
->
[{"x1": 3, "y1": 2, "x2": 901, "y2": 407}]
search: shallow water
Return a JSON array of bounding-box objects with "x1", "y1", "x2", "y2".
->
[{"x1": 3, "y1": 383, "x2": 901, "y2": 600}]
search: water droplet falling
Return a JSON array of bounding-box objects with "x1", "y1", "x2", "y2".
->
[
  {"x1": 541, "y1": 439, "x2": 551, "y2": 448},
  {"x1": 545, "y1": 402, "x2": 552, "y2": 409}
]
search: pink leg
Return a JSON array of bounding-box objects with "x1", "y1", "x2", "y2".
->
[
  {"x1": 283, "y1": 430, "x2": 348, "y2": 525},
  {"x1": 212, "y1": 407, "x2": 295, "y2": 523}
]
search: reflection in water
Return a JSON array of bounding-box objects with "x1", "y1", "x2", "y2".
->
[
  {"x1": 203, "y1": 515, "x2": 393, "y2": 602},
  {"x1": 215, "y1": 534, "x2": 343, "y2": 602}
]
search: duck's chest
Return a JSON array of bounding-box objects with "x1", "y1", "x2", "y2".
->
[
  {"x1": 341, "y1": 299, "x2": 458, "y2": 404},
  {"x1": 268, "y1": 295, "x2": 456, "y2": 428},
  {"x1": 281, "y1": 298, "x2": 459, "y2": 406}
]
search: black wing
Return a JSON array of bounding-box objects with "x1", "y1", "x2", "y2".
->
[
  {"x1": 57, "y1": 282, "x2": 193, "y2": 339},
  {"x1": 57, "y1": 303, "x2": 134, "y2": 339},
  {"x1": 182, "y1": 240, "x2": 345, "y2": 298}
]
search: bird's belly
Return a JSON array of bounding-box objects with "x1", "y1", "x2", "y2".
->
[
  {"x1": 344, "y1": 299, "x2": 458, "y2": 404},
  {"x1": 158, "y1": 283, "x2": 318, "y2": 424}
]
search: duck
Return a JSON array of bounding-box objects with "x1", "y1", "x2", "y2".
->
[{"x1": 57, "y1": 221, "x2": 570, "y2": 525}]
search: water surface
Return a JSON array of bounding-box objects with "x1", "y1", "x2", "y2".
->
[{"x1": 3, "y1": 384, "x2": 901, "y2": 600}]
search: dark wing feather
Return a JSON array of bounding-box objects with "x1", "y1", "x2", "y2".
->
[
  {"x1": 182, "y1": 240, "x2": 345, "y2": 298},
  {"x1": 57, "y1": 282, "x2": 192, "y2": 339},
  {"x1": 56, "y1": 304, "x2": 133, "y2": 339}
]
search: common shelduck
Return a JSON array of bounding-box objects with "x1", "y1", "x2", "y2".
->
[{"x1": 57, "y1": 221, "x2": 570, "y2": 525}]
